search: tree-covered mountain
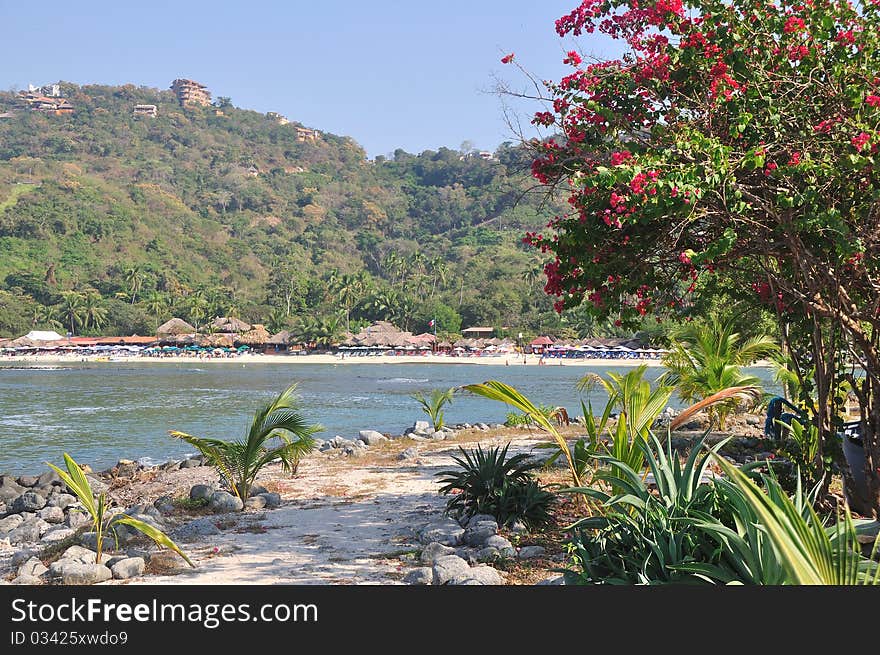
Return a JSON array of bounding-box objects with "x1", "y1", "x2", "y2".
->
[{"x1": 0, "y1": 81, "x2": 582, "y2": 340}]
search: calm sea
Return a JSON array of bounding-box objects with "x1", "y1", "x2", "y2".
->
[{"x1": 0, "y1": 361, "x2": 779, "y2": 474}]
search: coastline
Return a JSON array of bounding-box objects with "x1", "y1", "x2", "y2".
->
[{"x1": 1, "y1": 352, "x2": 666, "y2": 367}]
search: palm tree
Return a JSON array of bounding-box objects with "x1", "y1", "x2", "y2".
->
[
  {"x1": 661, "y1": 316, "x2": 778, "y2": 429},
  {"x1": 429, "y1": 256, "x2": 449, "y2": 299},
  {"x1": 186, "y1": 291, "x2": 209, "y2": 331},
  {"x1": 58, "y1": 290, "x2": 85, "y2": 336},
  {"x1": 170, "y1": 384, "x2": 323, "y2": 501},
  {"x1": 34, "y1": 304, "x2": 63, "y2": 331},
  {"x1": 123, "y1": 266, "x2": 144, "y2": 305},
  {"x1": 142, "y1": 290, "x2": 169, "y2": 333},
  {"x1": 81, "y1": 289, "x2": 108, "y2": 332},
  {"x1": 411, "y1": 388, "x2": 456, "y2": 431},
  {"x1": 267, "y1": 307, "x2": 289, "y2": 334},
  {"x1": 331, "y1": 273, "x2": 361, "y2": 332}
]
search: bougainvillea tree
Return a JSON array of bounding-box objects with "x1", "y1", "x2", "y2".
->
[{"x1": 518, "y1": 0, "x2": 880, "y2": 515}]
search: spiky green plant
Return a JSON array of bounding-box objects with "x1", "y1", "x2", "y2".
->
[
  {"x1": 411, "y1": 387, "x2": 455, "y2": 431},
  {"x1": 48, "y1": 453, "x2": 193, "y2": 567},
  {"x1": 170, "y1": 384, "x2": 322, "y2": 502}
]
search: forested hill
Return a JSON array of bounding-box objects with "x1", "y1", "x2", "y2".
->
[{"x1": 0, "y1": 81, "x2": 568, "y2": 340}]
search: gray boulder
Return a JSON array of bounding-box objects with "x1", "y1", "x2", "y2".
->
[
  {"x1": 189, "y1": 484, "x2": 215, "y2": 502},
  {"x1": 11, "y1": 574, "x2": 43, "y2": 585},
  {"x1": 260, "y1": 492, "x2": 282, "y2": 508},
  {"x1": 85, "y1": 476, "x2": 109, "y2": 494},
  {"x1": 245, "y1": 496, "x2": 267, "y2": 510},
  {"x1": 517, "y1": 546, "x2": 547, "y2": 559},
  {"x1": 60, "y1": 545, "x2": 99, "y2": 564},
  {"x1": 420, "y1": 542, "x2": 456, "y2": 564},
  {"x1": 12, "y1": 492, "x2": 47, "y2": 513},
  {"x1": 412, "y1": 420, "x2": 431, "y2": 433},
  {"x1": 36, "y1": 470, "x2": 61, "y2": 487},
  {"x1": 111, "y1": 557, "x2": 145, "y2": 580},
  {"x1": 358, "y1": 430, "x2": 388, "y2": 445},
  {"x1": 180, "y1": 457, "x2": 201, "y2": 469},
  {"x1": 475, "y1": 547, "x2": 502, "y2": 562},
  {"x1": 432, "y1": 555, "x2": 473, "y2": 585},
  {"x1": 448, "y1": 565, "x2": 504, "y2": 585},
  {"x1": 48, "y1": 493, "x2": 77, "y2": 510},
  {"x1": 0, "y1": 486, "x2": 22, "y2": 503},
  {"x1": 173, "y1": 517, "x2": 222, "y2": 542},
  {"x1": 484, "y1": 535, "x2": 516, "y2": 556},
  {"x1": 65, "y1": 511, "x2": 90, "y2": 529},
  {"x1": 60, "y1": 563, "x2": 112, "y2": 585},
  {"x1": 419, "y1": 518, "x2": 464, "y2": 546},
  {"x1": 153, "y1": 496, "x2": 176, "y2": 515},
  {"x1": 343, "y1": 446, "x2": 364, "y2": 458},
  {"x1": 463, "y1": 520, "x2": 499, "y2": 547},
  {"x1": 398, "y1": 447, "x2": 419, "y2": 461},
  {"x1": 8, "y1": 518, "x2": 46, "y2": 544},
  {"x1": 37, "y1": 506, "x2": 65, "y2": 524},
  {"x1": 0, "y1": 513, "x2": 24, "y2": 534},
  {"x1": 249, "y1": 484, "x2": 268, "y2": 497},
  {"x1": 11, "y1": 548, "x2": 39, "y2": 566},
  {"x1": 41, "y1": 527, "x2": 76, "y2": 544},
  {"x1": 18, "y1": 556, "x2": 48, "y2": 579},
  {"x1": 17, "y1": 475, "x2": 39, "y2": 487},
  {"x1": 464, "y1": 513, "x2": 497, "y2": 527},
  {"x1": 536, "y1": 575, "x2": 566, "y2": 585},
  {"x1": 208, "y1": 491, "x2": 243, "y2": 513},
  {"x1": 404, "y1": 567, "x2": 435, "y2": 585}
]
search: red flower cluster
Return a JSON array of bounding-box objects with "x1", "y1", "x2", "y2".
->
[
  {"x1": 610, "y1": 150, "x2": 633, "y2": 165},
  {"x1": 783, "y1": 16, "x2": 806, "y2": 33},
  {"x1": 563, "y1": 50, "x2": 582, "y2": 66},
  {"x1": 866, "y1": 95, "x2": 880, "y2": 107},
  {"x1": 852, "y1": 132, "x2": 871, "y2": 150},
  {"x1": 501, "y1": 53, "x2": 515, "y2": 64}
]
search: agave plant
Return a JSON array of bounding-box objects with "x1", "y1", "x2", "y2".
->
[
  {"x1": 436, "y1": 443, "x2": 554, "y2": 528},
  {"x1": 170, "y1": 384, "x2": 322, "y2": 502},
  {"x1": 48, "y1": 453, "x2": 193, "y2": 567},
  {"x1": 411, "y1": 387, "x2": 455, "y2": 431},
  {"x1": 709, "y1": 455, "x2": 880, "y2": 585}
]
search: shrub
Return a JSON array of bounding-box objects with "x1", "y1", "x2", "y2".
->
[{"x1": 436, "y1": 443, "x2": 555, "y2": 528}]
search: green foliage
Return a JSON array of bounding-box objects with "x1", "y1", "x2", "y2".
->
[
  {"x1": 436, "y1": 444, "x2": 555, "y2": 528},
  {"x1": 504, "y1": 403, "x2": 560, "y2": 427},
  {"x1": 169, "y1": 384, "x2": 322, "y2": 501},
  {"x1": 47, "y1": 452, "x2": 193, "y2": 567},
  {"x1": 661, "y1": 317, "x2": 776, "y2": 429},
  {"x1": 410, "y1": 387, "x2": 455, "y2": 431}
]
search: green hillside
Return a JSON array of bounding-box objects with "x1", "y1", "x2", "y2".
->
[{"x1": 0, "y1": 81, "x2": 574, "y2": 340}]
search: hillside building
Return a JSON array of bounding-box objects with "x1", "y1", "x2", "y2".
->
[
  {"x1": 133, "y1": 104, "x2": 158, "y2": 117},
  {"x1": 170, "y1": 78, "x2": 211, "y2": 107},
  {"x1": 18, "y1": 91, "x2": 73, "y2": 114},
  {"x1": 267, "y1": 111, "x2": 289, "y2": 125},
  {"x1": 295, "y1": 126, "x2": 320, "y2": 142}
]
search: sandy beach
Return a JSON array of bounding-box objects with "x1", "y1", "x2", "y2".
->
[{"x1": 1, "y1": 352, "x2": 664, "y2": 367}]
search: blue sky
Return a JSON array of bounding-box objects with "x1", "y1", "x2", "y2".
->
[{"x1": 0, "y1": 1, "x2": 621, "y2": 158}]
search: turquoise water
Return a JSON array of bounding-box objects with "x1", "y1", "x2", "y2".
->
[{"x1": 0, "y1": 361, "x2": 779, "y2": 474}]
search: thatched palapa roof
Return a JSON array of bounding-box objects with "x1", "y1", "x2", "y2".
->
[
  {"x1": 198, "y1": 333, "x2": 235, "y2": 348},
  {"x1": 267, "y1": 330, "x2": 291, "y2": 346},
  {"x1": 237, "y1": 324, "x2": 270, "y2": 346},
  {"x1": 342, "y1": 321, "x2": 414, "y2": 348},
  {"x1": 157, "y1": 318, "x2": 196, "y2": 337},
  {"x1": 211, "y1": 316, "x2": 252, "y2": 333}
]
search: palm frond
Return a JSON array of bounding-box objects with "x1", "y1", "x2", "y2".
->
[{"x1": 669, "y1": 386, "x2": 762, "y2": 431}]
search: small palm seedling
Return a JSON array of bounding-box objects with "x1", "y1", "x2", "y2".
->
[
  {"x1": 48, "y1": 453, "x2": 193, "y2": 567},
  {"x1": 411, "y1": 387, "x2": 455, "y2": 431},
  {"x1": 170, "y1": 383, "x2": 322, "y2": 502},
  {"x1": 436, "y1": 443, "x2": 555, "y2": 528}
]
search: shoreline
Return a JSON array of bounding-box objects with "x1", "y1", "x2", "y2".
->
[{"x1": 1, "y1": 352, "x2": 666, "y2": 367}]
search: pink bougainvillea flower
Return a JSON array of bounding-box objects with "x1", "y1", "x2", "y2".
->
[
  {"x1": 501, "y1": 53, "x2": 515, "y2": 64},
  {"x1": 866, "y1": 95, "x2": 880, "y2": 107}
]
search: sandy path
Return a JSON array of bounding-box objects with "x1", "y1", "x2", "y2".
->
[{"x1": 113, "y1": 430, "x2": 550, "y2": 585}]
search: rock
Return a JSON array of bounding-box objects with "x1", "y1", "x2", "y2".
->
[
  {"x1": 249, "y1": 484, "x2": 268, "y2": 497},
  {"x1": 257, "y1": 492, "x2": 280, "y2": 508},
  {"x1": 484, "y1": 535, "x2": 515, "y2": 555},
  {"x1": 0, "y1": 486, "x2": 23, "y2": 503},
  {"x1": 17, "y1": 475, "x2": 39, "y2": 488},
  {"x1": 475, "y1": 547, "x2": 502, "y2": 562},
  {"x1": 180, "y1": 457, "x2": 201, "y2": 469},
  {"x1": 60, "y1": 545, "x2": 99, "y2": 564},
  {"x1": 464, "y1": 513, "x2": 496, "y2": 527},
  {"x1": 208, "y1": 491, "x2": 243, "y2": 513},
  {"x1": 517, "y1": 546, "x2": 547, "y2": 559},
  {"x1": 746, "y1": 415, "x2": 762, "y2": 426},
  {"x1": 432, "y1": 555, "x2": 473, "y2": 585},
  {"x1": 358, "y1": 430, "x2": 388, "y2": 445},
  {"x1": 84, "y1": 475, "x2": 109, "y2": 494},
  {"x1": 419, "y1": 518, "x2": 465, "y2": 546},
  {"x1": 41, "y1": 527, "x2": 75, "y2": 544},
  {"x1": 403, "y1": 567, "x2": 435, "y2": 585},
  {"x1": 536, "y1": 575, "x2": 566, "y2": 585},
  {"x1": 36, "y1": 470, "x2": 61, "y2": 487},
  {"x1": 160, "y1": 461, "x2": 181, "y2": 472},
  {"x1": 11, "y1": 574, "x2": 43, "y2": 585},
  {"x1": 145, "y1": 550, "x2": 188, "y2": 571},
  {"x1": 61, "y1": 563, "x2": 112, "y2": 585},
  {"x1": 12, "y1": 492, "x2": 47, "y2": 513},
  {"x1": 172, "y1": 517, "x2": 222, "y2": 542},
  {"x1": 79, "y1": 532, "x2": 101, "y2": 551},
  {"x1": 114, "y1": 459, "x2": 139, "y2": 478},
  {"x1": 245, "y1": 496, "x2": 267, "y2": 510},
  {"x1": 508, "y1": 520, "x2": 528, "y2": 534},
  {"x1": 475, "y1": 423, "x2": 490, "y2": 431},
  {"x1": 189, "y1": 484, "x2": 215, "y2": 502},
  {"x1": 153, "y1": 496, "x2": 176, "y2": 515},
  {"x1": 398, "y1": 447, "x2": 419, "y2": 461},
  {"x1": 413, "y1": 420, "x2": 431, "y2": 433},
  {"x1": 420, "y1": 542, "x2": 456, "y2": 564},
  {"x1": 65, "y1": 511, "x2": 90, "y2": 530},
  {"x1": 408, "y1": 435, "x2": 427, "y2": 442},
  {"x1": 38, "y1": 506, "x2": 65, "y2": 524},
  {"x1": 463, "y1": 520, "x2": 499, "y2": 547},
  {"x1": 430, "y1": 431, "x2": 445, "y2": 440},
  {"x1": 18, "y1": 556, "x2": 48, "y2": 579},
  {"x1": 448, "y1": 565, "x2": 504, "y2": 585},
  {"x1": 11, "y1": 548, "x2": 38, "y2": 566},
  {"x1": 0, "y1": 514, "x2": 24, "y2": 534},
  {"x1": 343, "y1": 446, "x2": 364, "y2": 458},
  {"x1": 8, "y1": 518, "x2": 46, "y2": 544},
  {"x1": 143, "y1": 506, "x2": 164, "y2": 521},
  {"x1": 111, "y1": 557, "x2": 145, "y2": 580},
  {"x1": 48, "y1": 493, "x2": 77, "y2": 510}
]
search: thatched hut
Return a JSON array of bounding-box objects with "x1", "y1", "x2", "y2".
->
[
  {"x1": 267, "y1": 330, "x2": 291, "y2": 349},
  {"x1": 157, "y1": 318, "x2": 196, "y2": 339},
  {"x1": 343, "y1": 321, "x2": 414, "y2": 349},
  {"x1": 211, "y1": 316, "x2": 252, "y2": 333},
  {"x1": 237, "y1": 324, "x2": 270, "y2": 348},
  {"x1": 198, "y1": 333, "x2": 234, "y2": 348}
]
